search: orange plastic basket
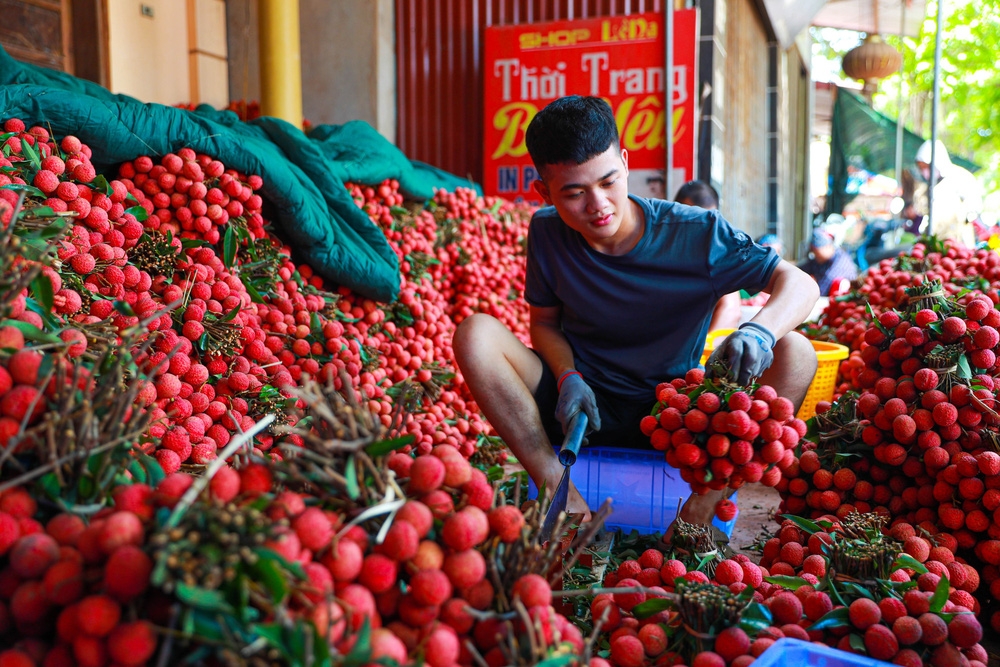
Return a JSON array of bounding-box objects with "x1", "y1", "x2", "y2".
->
[{"x1": 797, "y1": 340, "x2": 850, "y2": 421}]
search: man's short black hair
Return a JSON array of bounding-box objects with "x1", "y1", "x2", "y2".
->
[
  {"x1": 525, "y1": 96, "x2": 620, "y2": 176},
  {"x1": 674, "y1": 180, "x2": 719, "y2": 209}
]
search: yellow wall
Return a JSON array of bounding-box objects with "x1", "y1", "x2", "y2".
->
[
  {"x1": 107, "y1": 0, "x2": 228, "y2": 107},
  {"x1": 107, "y1": 0, "x2": 190, "y2": 105}
]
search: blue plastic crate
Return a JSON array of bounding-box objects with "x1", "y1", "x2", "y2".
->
[
  {"x1": 753, "y1": 639, "x2": 894, "y2": 667},
  {"x1": 528, "y1": 446, "x2": 737, "y2": 537}
]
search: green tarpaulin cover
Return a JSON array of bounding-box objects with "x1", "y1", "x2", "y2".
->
[
  {"x1": 0, "y1": 45, "x2": 481, "y2": 302},
  {"x1": 826, "y1": 87, "x2": 978, "y2": 216}
]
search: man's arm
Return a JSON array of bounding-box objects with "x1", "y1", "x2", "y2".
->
[
  {"x1": 747, "y1": 260, "x2": 820, "y2": 339},
  {"x1": 529, "y1": 305, "x2": 576, "y2": 378}
]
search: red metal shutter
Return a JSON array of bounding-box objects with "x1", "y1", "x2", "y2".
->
[{"x1": 395, "y1": 0, "x2": 666, "y2": 186}]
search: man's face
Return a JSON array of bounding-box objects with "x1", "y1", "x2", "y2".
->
[
  {"x1": 532, "y1": 145, "x2": 633, "y2": 250},
  {"x1": 916, "y1": 161, "x2": 935, "y2": 183},
  {"x1": 812, "y1": 243, "x2": 835, "y2": 263}
]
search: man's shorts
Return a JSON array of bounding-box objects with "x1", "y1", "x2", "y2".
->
[{"x1": 532, "y1": 351, "x2": 656, "y2": 450}]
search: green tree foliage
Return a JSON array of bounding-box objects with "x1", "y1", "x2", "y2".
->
[{"x1": 873, "y1": 0, "x2": 1000, "y2": 194}]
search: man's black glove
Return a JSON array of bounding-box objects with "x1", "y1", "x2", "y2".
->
[
  {"x1": 706, "y1": 322, "x2": 776, "y2": 385},
  {"x1": 555, "y1": 372, "x2": 602, "y2": 434}
]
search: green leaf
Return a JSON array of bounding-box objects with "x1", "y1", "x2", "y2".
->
[
  {"x1": 536, "y1": 657, "x2": 577, "y2": 667},
  {"x1": 175, "y1": 582, "x2": 235, "y2": 614},
  {"x1": 24, "y1": 298, "x2": 60, "y2": 331},
  {"x1": 92, "y1": 175, "x2": 113, "y2": 197},
  {"x1": 223, "y1": 225, "x2": 237, "y2": 269},
  {"x1": 809, "y1": 606, "x2": 851, "y2": 631},
  {"x1": 841, "y1": 581, "x2": 875, "y2": 600},
  {"x1": 220, "y1": 303, "x2": 241, "y2": 323},
  {"x1": 929, "y1": 571, "x2": 951, "y2": 613},
  {"x1": 181, "y1": 238, "x2": 211, "y2": 249},
  {"x1": 891, "y1": 554, "x2": 929, "y2": 575},
  {"x1": 0, "y1": 183, "x2": 46, "y2": 198},
  {"x1": 345, "y1": 454, "x2": 360, "y2": 500},
  {"x1": 849, "y1": 633, "x2": 866, "y2": 652},
  {"x1": 364, "y1": 434, "x2": 415, "y2": 457},
  {"x1": 253, "y1": 547, "x2": 306, "y2": 581},
  {"x1": 249, "y1": 553, "x2": 289, "y2": 604},
  {"x1": 139, "y1": 454, "x2": 166, "y2": 488},
  {"x1": 127, "y1": 459, "x2": 147, "y2": 484},
  {"x1": 631, "y1": 597, "x2": 673, "y2": 619},
  {"x1": 0, "y1": 319, "x2": 61, "y2": 345},
  {"x1": 779, "y1": 514, "x2": 822, "y2": 535},
  {"x1": 38, "y1": 472, "x2": 62, "y2": 500},
  {"x1": 244, "y1": 281, "x2": 265, "y2": 304},
  {"x1": 764, "y1": 575, "x2": 811, "y2": 590},
  {"x1": 958, "y1": 353, "x2": 973, "y2": 378},
  {"x1": 30, "y1": 274, "x2": 54, "y2": 314},
  {"x1": 739, "y1": 601, "x2": 773, "y2": 633},
  {"x1": 124, "y1": 205, "x2": 149, "y2": 222},
  {"x1": 30, "y1": 206, "x2": 57, "y2": 218},
  {"x1": 21, "y1": 137, "x2": 40, "y2": 168},
  {"x1": 343, "y1": 617, "x2": 373, "y2": 666}
]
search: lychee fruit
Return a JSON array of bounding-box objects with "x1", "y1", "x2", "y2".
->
[
  {"x1": 918, "y1": 612, "x2": 949, "y2": 646},
  {"x1": 848, "y1": 597, "x2": 881, "y2": 630},
  {"x1": 610, "y1": 634, "x2": 646, "y2": 667},
  {"x1": 442, "y1": 548, "x2": 486, "y2": 589},
  {"x1": 375, "y1": 519, "x2": 419, "y2": 562},
  {"x1": 9, "y1": 533, "x2": 60, "y2": 579},
  {"x1": 107, "y1": 620, "x2": 158, "y2": 665},
  {"x1": 97, "y1": 511, "x2": 144, "y2": 555},
  {"x1": 42, "y1": 558, "x2": 84, "y2": 605},
  {"x1": 409, "y1": 569, "x2": 452, "y2": 607},
  {"x1": 488, "y1": 505, "x2": 525, "y2": 543},
  {"x1": 292, "y1": 507, "x2": 333, "y2": 553},
  {"x1": 511, "y1": 573, "x2": 552, "y2": 608},
  {"x1": 407, "y1": 455, "x2": 445, "y2": 494},
  {"x1": 104, "y1": 545, "x2": 152, "y2": 602},
  {"x1": 76, "y1": 594, "x2": 121, "y2": 637},
  {"x1": 714, "y1": 626, "x2": 751, "y2": 663},
  {"x1": 948, "y1": 612, "x2": 983, "y2": 648},
  {"x1": 893, "y1": 615, "x2": 923, "y2": 646}
]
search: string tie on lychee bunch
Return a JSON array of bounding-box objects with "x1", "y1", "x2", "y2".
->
[
  {"x1": 902, "y1": 279, "x2": 959, "y2": 317},
  {"x1": 826, "y1": 511, "x2": 902, "y2": 585},
  {"x1": 811, "y1": 389, "x2": 865, "y2": 446},
  {"x1": 923, "y1": 343, "x2": 966, "y2": 395},
  {"x1": 670, "y1": 517, "x2": 725, "y2": 577}
]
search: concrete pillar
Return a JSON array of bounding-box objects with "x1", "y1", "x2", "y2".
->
[{"x1": 299, "y1": 0, "x2": 396, "y2": 142}]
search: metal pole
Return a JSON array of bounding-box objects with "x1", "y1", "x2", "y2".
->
[
  {"x1": 259, "y1": 0, "x2": 303, "y2": 127},
  {"x1": 665, "y1": 0, "x2": 675, "y2": 200},
  {"x1": 894, "y1": 1, "x2": 906, "y2": 192},
  {"x1": 928, "y1": 0, "x2": 944, "y2": 236}
]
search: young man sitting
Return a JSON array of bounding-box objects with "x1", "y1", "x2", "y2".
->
[{"x1": 453, "y1": 96, "x2": 819, "y2": 526}]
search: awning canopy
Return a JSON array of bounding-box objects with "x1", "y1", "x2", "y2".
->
[{"x1": 811, "y1": 0, "x2": 928, "y2": 37}]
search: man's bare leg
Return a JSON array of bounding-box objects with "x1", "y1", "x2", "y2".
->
[
  {"x1": 759, "y1": 331, "x2": 818, "y2": 412},
  {"x1": 673, "y1": 331, "x2": 817, "y2": 530},
  {"x1": 452, "y1": 314, "x2": 591, "y2": 520}
]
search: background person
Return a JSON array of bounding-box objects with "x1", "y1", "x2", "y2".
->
[
  {"x1": 454, "y1": 96, "x2": 819, "y2": 527},
  {"x1": 914, "y1": 139, "x2": 984, "y2": 247},
  {"x1": 675, "y1": 180, "x2": 741, "y2": 332},
  {"x1": 799, "y1": 228, "x2": 858, "y2": 296}
]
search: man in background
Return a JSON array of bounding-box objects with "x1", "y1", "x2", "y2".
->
[
  {"x1": 914, "y1": 140, "x2": 984, "y2": 247},
  {"x1": 799, "y1": 229, "x2": 857, "y2": 296}
]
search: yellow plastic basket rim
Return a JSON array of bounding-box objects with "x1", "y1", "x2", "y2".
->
[{"x1": 811, "y1": 340, "x2": 850, "y2": 362}]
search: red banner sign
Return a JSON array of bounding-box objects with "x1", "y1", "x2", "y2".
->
[{"x1": 483, "y1": 10, "x2": 698, "y2": 202}]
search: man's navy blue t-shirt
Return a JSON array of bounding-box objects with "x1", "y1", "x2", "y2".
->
[{"x1": 524, "y1": 194, "x2": 779, "y2": 402}]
